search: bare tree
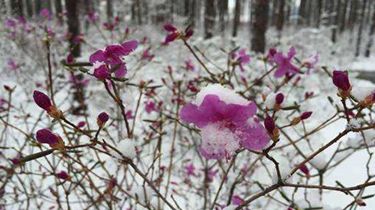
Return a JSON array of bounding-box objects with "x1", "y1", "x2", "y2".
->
[
  {"x1": 298, "y1": 0, "x2": 307, "y2": 25},
  {"x1": 332, "y1": 0, "x2": 342, "y2": 43},
  {"x1": 339, "y1": 0, "x2": 349, "y2": 32},
  {"x1": 232, "y1": 0, "x2": 241, "y2": 37},
  {"x1": 251, "y1": 0, "x2": 269, "y2": 53},
  {"x1": 107, "y1": 0, "x2": 113, "y2": 23},
  {"x1": 65, "y1": 0, "x2": 81, "y2": 57},
  {"x1": 204, "y1": 0, "x2": 216, "y2": 39},
  {"x1": 365, "y1": 3, "x2": 375, "y2": 57},
  {"x1": 218, "y1": 0, "x2": 228, "y2": 33},
  {"x1": 55, "y1": 0, "x2": 63, "y2": 24},
  {"x1": 10, "y1": 0, "x2": 23, "y2": 17},
  {"x1": 348, "y1": 0, "x2": 358, "y2": 30},
  {"x1": 355, "y1": 0, "x2": 368, "y2": 56},
  {"x1": 276, "y1": 0, "x2": 285, "y2": 38},
  {"x1": 25, "y1": 0, "x2": 33, "y2": 17}
]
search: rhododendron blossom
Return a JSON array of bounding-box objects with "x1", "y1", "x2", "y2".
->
[
  {"x1": 180, "y1": 84, "x2": 269, "y2": 159},
  {"x1": 89, "y1": 40, "x2": 138, "y2": 78},
  {"x1": 232, "y1": 48, "x2": 251, "y2": 71},
  {"x1": 272, "y1": 47, "x2": 300, "y2": 78}
]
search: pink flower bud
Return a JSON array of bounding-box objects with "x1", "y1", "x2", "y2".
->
[
  {"x1": 97, "y1": 112, "x2": 109, "y2": 127},
  {"x1": 300, "y1": 111, "x2": 312, "y2": 120},
  {"x1": 298, "y1": 164, "x2": 310, "y2": 177},
  {"x1": 332, "y1": 70, "x2": 351, "y2": 92},
  {"x1": 36, "y1": 128, "x2": 59, "y2": 146},
  {"x1": 56, "y1": 171, "x2": 70, "y2": 180},
  {"x1": 76, "y1": 121, "x2": 86, "y2": 128},
  {"x1": 264, "y1": 116, "x2": 276, "y2": 134},
  {"x1": 33, "y1": 90, "x2": 52, "y2": 111},
  {"x1": 275, "y1": 93, "x2": 284, "y2": 104}
]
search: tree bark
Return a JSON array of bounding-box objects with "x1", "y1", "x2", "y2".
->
[
  {"x1": 65, "y1": 0, "x2": 81, "y2": 57},
  {"x1": 332, "y1": 0, "x2": 341, "y2": 43},
  {"x1": 276, "y1": 0, "x2": 285, "y2": 37},
  {"x1": 26, "y1": 0, "x2": 33, "y2": 17},
  {"x1": 189, "y1": 0, "x2": 197, "y2": 26},
  {"x1": 316, "y1": 0, "x2": 323, "y2": 28},
  {"x1": 348, "y1": 0, "x2": 358, "y2": 30},
  {"x1": 10, "y1": 0, "x2": 23, "y2": 17},
  {"x1": 298, "y1": 0, "x2": 306, "y2": 25},
  {"x1": 219, "y1": 0, "x2": 228, "y2": 33},
  {"x1": 365, "y1": 3, "x2": 375, "y2": 57},
  {"x1": 339, "y1": 0, "x2": 349, "y2": 32},
  {"x1": 55, "y1": 0, "x2": 63, "y2": 24},
  {"x1": 355, "y1": 0, "x2": 368, "y2": 56},
  {"x1": 251, "y1": 0, "x2": 269, "y2": 53},
  {"x1": 204, "y1": 0, "x2": 216, "y2": 39},
  {"x1": 107, "y1": 0, "x2": 113, "y2": 23},
  {"x1": 232, "y1": 0, "x2": 241, "y2": 37},
  {"x1": 35, "y1": 0, "x2": 42, "y2": 15}
]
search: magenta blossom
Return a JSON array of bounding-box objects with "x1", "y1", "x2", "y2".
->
[
  {"x1": 332, "y1": 70, "x2": 351, "y2": 92},
  {"x1": 163, "y1": 23, "x2": 193, "y2": 44},
  {"x1": 56, "y1": 171, "x2": 70, "y2": 180},
  {"x1": 40, "y1": 8, "x2": 51, "y2": 19},
  {"x1": 86, "y1": 11, "x2": 99, "y2": 23},
  {"x1": 184, "y1": 59, "x2": 195, "y2": 71},
  {"x1": 180, "y1": 84, "x2": 269, "y2": 159},
  {"x1": 273, "y1": 47, "x2": 300, "y2": 78},
  {"x1": 184, "y1": 163, "x2": 196, "y2": 176},
  {"x1": 89, "y1": 40, "x2": 138, "y2": 78},
  {"x1": 97, "y1": 112, "x2": 109, "y2": 127},
  {"x1": 145, "y1": 101, "x2": 157, "y2": 113},
  {"x1": 7, "y1": 59, "x2": 19, "y2": 71},
  {"x1": 36, "y1": 128, "x2": 64, "y2": 148},
  {"x1": 141, "y1": 47, "x2": 155, "y2": 61},
  {"x1": 232, "y1": 49, "x2": 251, "y2": 72}
]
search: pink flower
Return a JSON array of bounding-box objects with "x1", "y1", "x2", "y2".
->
[
  {"x1": 33, "y1": 91, "x2": 52, "y2": 111},
  {"x1": 4, "y1": 18, "x2": 16, "y2": 29},
  {"x1": 232, "y1": 195, "x2": 244, "y2": 205},
  {"x1": 180, "y1": 85, "x2": 269, "y2": 159},
  {"x1": 232, "y1": 49, "x2": 251, "y2": 72},
  {"x1": 40, "y1": 8, "x2": 51, "y2": 19},
  {"x1": 302, "y1": 54, "x2": 319, "y2": 70},
  {"x1": 56, "y1": 171, "x2": 70, "y2": 180},
  {"x1": 184, "y1": 59, "x2": 195, "y2": 71},
  {"x1": 184, "y1": 163, "x2": 196, "y2": 176},
  {"x1": 7, "y1": 59, "x2": 19, "y2": 71},
  {"x1": 36, "y1": 128, "x2": 64, "y2": 148},
  {"x1": 273, "y1": 47, "x2": 300, "y2": 78},
  {"x1": 163, "y1": 23, "x2": 193, "y2": 44},
  {"x1": 89, "y1": 40, "x2": 138, "y2": 78},
  {"x1": 332, "y1": 70, "x2": 351, "y2": 93},
  {"x1": 86, "y1": 11, "x2": 99, "y2": 23},
  {"x1": 97, "y1": 112, "x2": 109, "y2": 127},
  {"x1": 145, "y1": 101, "x2": 157, "y2": 113},
  {"x1": 141, "y1": 47, "x2": 154, "y2": 61},
  {"x1": 300, "y1": 111, "x2": 312, "y2": 120}
]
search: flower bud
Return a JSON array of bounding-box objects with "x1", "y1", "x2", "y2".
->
[
  {"x1": 300, "y1": 111, "x2": 312, "y2": 120},
  {"x1": 97, "y1": 112, "x2": 109, "y2": 127},
  {"x1": 56, "y1": 171, "x2": 70, "y2": 181},
  {"x1": 332, "y1": 70, "x2": 351, "y2": 97},
  {"x1": 298, "y1": 164, "x2": 310, "y2": 177},
  {"x1": 36, "y1": 128, "x2": 64, "y2": 149},
  {"x1": 264, "y1": 116, "x2": 279, "y2": 141},
  {"x1": 33, "y1": 90, "x2": 62, "y2": 119},
  {"x1": 275, "y1": 93, "x2": 284, "y2": 105}
]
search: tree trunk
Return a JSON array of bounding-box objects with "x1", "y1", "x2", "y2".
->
[
  {"x1": 55, "y1": 0, "x2": 63, "y2": 24},
  {"x1": 10, "y1": 0, "x2": 23, "y2": 17},
  {"x1": 65, "y1": 0, "x2": 81, "y2": 57},
  {"x1": 332, "y1": 0, "x2": 341, "y2": 43},
  {"x1": 365, "y1": 3, "x2": 375, "y2": 57},
  {"x1": 339, "y1": 0, "x2": 349, "y2": 32},
  {"x1": 35, "y1": 0, "x2": 42, "y2": 15},
  {"x1": 316, "y1": 0, "x2": 323, "y2": 28},
  {"x1": 348, "y1": 0, "x2": 358, "y2": 30},
  {"x1": 219, "y1": 0, "x2": 228, "y2": 33},
  {"x1": 232, "y1": 0, "x2": 241, "y2": 37},
  {"x1": 107, "y1": 0, "x2": 113, "y2": 23},
  {"x1": 355, "y1": 0, "x2": 368, "y2": 56},
  {"x1": 251, "y1": 0, "x2": 269, "y2": 53},
  {"x1": 298, "y1": 0, "x2": 306, "y2": 25},
  {"x1": 276, "y1": 0, "x2": 285, "y2": 37},
  {"x1": 189, "y1": 0, "x2": 196, "y2": 26},
  {"x1": 204, "y1": 0, "x2": 216, "y2": 39},
  {"x1": 26, "y1": 0, "x2": 33, "y2": 17}
]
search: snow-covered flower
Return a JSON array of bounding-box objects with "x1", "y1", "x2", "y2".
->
[
  {"x1": 180, "y1": 84, "x2": 269, "y2": 159},
  {"x1": 89, "y1": 40, "x2": 138, "y2": 78},
  {"x1": 272, "y1": 47, "x2": 300, "y2": 78}
]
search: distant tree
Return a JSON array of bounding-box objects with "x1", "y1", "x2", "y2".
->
[
  {"x1": 355, "y1": 0, "x2": 368, "y2": 56},
  {"x1": 10, "y1": 0, "x2": 23, "y2": 17},
  {"x1": 251, "y1": 0, "x2": 269, "y2": 53},
  {"x1": 332, "y1": 0, "x2": 342, "y2": 43},
  {"x1": 107, "y1": 0, "x2": 113, "y2": 23},
  {"x1": 276, "y1": 0, "x2": 285, "y2": 38},
  {"x1": 232, "y1": 0, "x2": 241, "y2": 37},
  {"x1": 35, "y1": 0, "x2": 42, "y2": 15},
  {"x1": 348, "y1": 0, "x2": 358, "y2": 30},
  {"x1": 316, "y1": 0, "x2": 323, "y2": 28},
  {"x1": 218, "y1": 0, "x2": 228, "y2": 33},
  {"x1": 26, "y1": 0, "x2": 33, "y2": 17},
  {"x1": 204, "y1": 0, "x2": 216, "y2": 39},
  {"x1": 365, "y1": 3, "x2": 375, "y2": 57},
  {"x1": 189, "y1": 0, "x2": 197, "y2": 26},
  {"x1": 298, "y1": 0, "x2": 307, "y2": 25},
  {"x1": 55, "y1": 0, "x2": 63, "y2": 24},
  {"x1": 65, "y1": 0, "x2": 81, "y2": 57},
  {"x1": 339, "y1": 0, "x2": 349, "y2": 32}
]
